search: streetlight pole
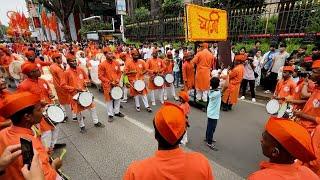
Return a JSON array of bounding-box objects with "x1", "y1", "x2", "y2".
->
[{"x1": 120, "y1": 14, "x2": 126, "y2": 42}]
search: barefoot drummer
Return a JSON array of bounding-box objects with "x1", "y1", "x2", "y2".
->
[
  {"x1": 98, "y1": 49, "x2": 125, "y2": 122},
  {"x1": 124, "y1": 50, "x2": 152, "y2": 112}
]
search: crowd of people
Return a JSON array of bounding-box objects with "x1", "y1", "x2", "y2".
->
[{"x1": 0, "y1": 40, "x2": 319, "y2": 179}]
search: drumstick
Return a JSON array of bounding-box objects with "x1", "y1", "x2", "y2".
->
[{"x1": 60, "y1": 149, "x2": 67, "y2": 160}]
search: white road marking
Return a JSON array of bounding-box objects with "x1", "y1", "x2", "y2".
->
[{"x1": 94, "y1": 98, "x2": 244, "y2": 179}]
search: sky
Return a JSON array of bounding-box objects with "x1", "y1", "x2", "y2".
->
[{"x1": 0, "y1": 0, "x2": 28, "y2": 26}]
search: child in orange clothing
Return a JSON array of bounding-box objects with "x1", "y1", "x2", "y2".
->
[{"x1": 178, "y1": 91, "x2": 190, "y2": 145}]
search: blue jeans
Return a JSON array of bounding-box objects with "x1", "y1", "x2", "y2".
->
[
  {"x1": 206, "y1": 118, "x2": 218, "y2": 144},
  {"x1": 173, "y1": 71, "x2": 180, "y2": 87}
]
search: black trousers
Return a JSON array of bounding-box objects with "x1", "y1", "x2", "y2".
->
[
  {"x1": 206, "y1": 118, "x2": 218, "y2": 144},
  {"x1": 241, "y1": 79, "x2": 256, "y2": 98},
  {"x1": 265, "y1": 72, "x2": 278, "y2": 92}
]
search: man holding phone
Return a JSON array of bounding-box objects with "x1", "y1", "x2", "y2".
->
[{"x1": 0, "y1": 92, "x2": 61, "y2": 180}]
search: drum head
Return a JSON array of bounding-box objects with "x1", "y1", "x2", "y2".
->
[
  {"x1": 111, "y1": 86, "x2": 123, "y2": 100},
  {"x1": 154, "y1": 76, "x2": 164, "y2": 87},
  {"x1": 134, "y1": 80, "x2": 145, "y2": 92},
  {"x1": 278, "y1": 102, "x2": 288, "y2": 118},
  {"x1": 47, "y1": 105, "x2": 65, "y2": 123},
  {"x1": 9, "y1": 61, "x2": 23, "y2": 80},
  {"x1": 165, "y1": 74, "x2": 174, "y2": 83},
  {"x1": 78, "y1": 92, "x2": 94, "y2": 107},
  {"x1": 266, "y1": 99, "x2": 280, "y2": 114}
]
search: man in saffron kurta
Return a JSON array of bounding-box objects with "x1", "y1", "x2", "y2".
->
[
  {"x1": 98, "y1": 50, "x2": 125, "y2": 122},
  {"x1": 163, "y1": 52, "x2": 179, "y2": 101},
  {"x1": 49, "y1": 53, "x2": 72, "y2": 121},
  {"x1": 248, "y1": 117, "x2": 318, "y2": 179},
  {"x1": 17, "y1": 63, "x2": 61, "y2": 151},
  {"x1": 191, "y1": 43, "x2": 215, "y2": 102},
  {"x1": 0, "y1": 92, "x2": 62, "y2": 180},
  {"x1": 21, "y1": 50, "x2": 51, "y2": 74},
  {"x1": 0, "y1": 77, "x2": 12, "y2": 130},
  {"x1": 62, "y1": 55, "x2": 104, "y2": 133},
  {"x1": 146, "y1": 50, "x2": 166, "y2": 106},
  {"x1": 274, "y1": 66, "x2": 296, "y2": 100},
  {"x1": 124, "y1": 50, "x2": 152, "y2": 112},
  {"x1": 222, "y1": 55, "x2": 245, "y2": 111},
  {"x1": 124, "y1": 102, "x2": 214, "y2": 180},
  {"x1": 182, "y1": 52, "x2": 195, "y2": 93}
]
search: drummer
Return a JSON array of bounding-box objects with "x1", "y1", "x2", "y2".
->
[
  {"x1": 163, "y1": 52, "x2": 179, "y2": 101},
  {"x1": 98, "y1": 49, "x2": 125, "y2": 122},
  {"x1": 273, "y1": 66, "x2": 296, "y2": 101},
  {"x1": 62, "y1": 55, "x2": 105, "y2": 133},
  {"x1": 49, "y1": 53, "x2": 73, "y2": 122},
  {"x1": 17, "y1": 63, "x2": 65, "y2": 151},
  {"x1": 118, "y1": 52, "x2": 129, "y2": 103},
  {"x1": 146, "y1": 50, "x2": 166, "y2": 106},
  {"x1": 21, "y1": 49, "x2": 51, "y2": 74},
  {"x1": 124, "y1": 50, "x2": 152, "y2": 112}
]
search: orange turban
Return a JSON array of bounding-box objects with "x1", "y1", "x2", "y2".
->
[
  {"x1": 266, "y1": 117, "x2": 316, "y2": 162},
  {"x1": 24, "y1": 50, "x2": 35, "y2": 57},
  {"x1": 235, "y1": 54, "x2": 247, "y2": 62},
  {"x1": 103, "y1": 47, "x2": 111, "y2": 53},
  {"x1": 21, "y1": 63, "x2": 38, "y2": 74},
  {"x1": 66, "y1": 54, "x2": 76, "y2": 62},
  {"x1": 283, "y1": 66, "x2": 294, "y2": 72},
  {"x1": 312, "y1": 60, "x2": 320, "y2": 69},
  {"x1": 179, "y1": 91, "x2": 189, "y2": 102},
  {"x1": 154, "y1": 102, "x2": 186, "y2": 145},
  {"x1": 0, "y1": 92, "x2": 40, "y2": 118},
  {"x1": 51, "y1": 53, "x2": 61, "y2": 59},
  {"x1": 201, "y1": 43, "x2": 209, "y2": 49}
]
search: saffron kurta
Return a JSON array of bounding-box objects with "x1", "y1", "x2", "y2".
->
[
  {"x1": 222, "y1": 64, "x2": 244, "y2": 105},
  {"x1": 146, "y1": 58, "x2": 166, "y2": 90},
  {"x1": 182, "y1": 61, "x2": 195, "y2": 91},
  {"x1": 49, "y1": 63, "x2": 69, "y2": 104},
  {"x1": 274, "y1": 78, "x2": 296, "y2": 99},
  {"x1": 124, "y1": 59, "x2": 148, "y2": 96}
]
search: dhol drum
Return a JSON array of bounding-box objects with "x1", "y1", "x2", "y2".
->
[
  {"x1": 73, "y1": 91, "x2": 94, "y2": 107},
  {"x1": 42, "y1": 104, "x2": 66, "y2": 125},
  {"x1": 134, "y1": 80, "x2": 146, "y2": 92},
  {"x1": 153, "y1": 75, "x2": 164, "y2": 87},
  {"x1": 111, "y1": 86, "x2": 123, "y2": 100},
  {"x1": 165, "y1": 74, "x2": 174, "y2": 84},
  {"x1": 266, "y1": 99, "x2": 280, "y2": 115}
]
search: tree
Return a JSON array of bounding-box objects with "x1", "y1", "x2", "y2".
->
[
  {"x1": 0, "y1": 25, "x2": 8, "y2": 39},
  {"x1": 38, "y1": 0, "x2": 76, "y2": 41},
  {"x1": 207, "y1": 0, "x2": 265, "y2": 9},
  {"x1": 161, "y1": 0, "x2": 183, "y2": 17},
  {"x1": 134, "y1": 7, "x2": 150, "y2": 22}
]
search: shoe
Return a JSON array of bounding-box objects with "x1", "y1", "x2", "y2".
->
[
  {"x1": 206, "y1": 143, "x2": 216, "y2": 150},
  {"x1": 160, "y1": 101, "x2": 164, "y2": 104},
  {"x1": 72, "y1": 117, "x2": 78, "y2": 122},
  {"x1": 264, "y1": 90, "x2": 271, "y2": 94},
  {"x1": 108, "y1": 116, "x2": 114, "y2": 122},
  {"x1": 136, "y1": 107, "x2": 141, "y2": 112},
  {"x1": 174, "y1": 96, "x2": 179, "y2": 101},
  {"x1": 115, "y1": 112, "x2": 125, "y2": 117},
  {"x1": 240, "y1": 96, "x2": 245, "y2": 100},
  {"x1": 94, "y1": 122, "x2": 105, "y2": 128},
  {"x1": 152, "y1": 101, "x2": 156, "y2": 106},
  {"x1": 121, "y1": 99, "x2": 127, "y2": 103},
  {"x1": 222, "y1": 107, "x2": 228, "y2": 111},
  {"x1": 252, "y1": 98, "x2": 256, "y2": 102},
  {"x1": 80, "y1": 127, "x2": 87, "y2": 134},
  {"x1": 146, "y1": 107, "x2": 152, "y2": 112},
  {"x1": 163, "y1": 95, "x2": 168, "y2": 101},
  {"x1": 53, "y1": 143, "x2": 66, "y2": 150}
]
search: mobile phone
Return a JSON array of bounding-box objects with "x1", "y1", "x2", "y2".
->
[{"x1": 20, "y1": 137, "x2": 34, "y2": 170}]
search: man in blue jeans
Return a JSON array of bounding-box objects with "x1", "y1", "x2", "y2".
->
[
  {"x1": 173, "y1": 50, "x2": 181, "y2": 88},
  {"x1": 205, "y1": 77, "x2": 221, "y2": 150}
]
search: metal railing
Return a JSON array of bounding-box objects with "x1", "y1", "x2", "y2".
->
[{"x1": 125, "y1": 0, "x2": 320, "y2": 42}]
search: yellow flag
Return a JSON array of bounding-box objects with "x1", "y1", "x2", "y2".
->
[{"x1": 185, "y1": 4, "x2": 228, "y2": 41}]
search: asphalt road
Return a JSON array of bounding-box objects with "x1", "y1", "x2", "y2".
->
[{"x1": 55, "y1": 87, "x2": 269, "y2": 179}]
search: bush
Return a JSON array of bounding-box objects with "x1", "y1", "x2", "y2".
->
[{"x1": 78, "y1": 21, "x2": 112, "y2": 39}]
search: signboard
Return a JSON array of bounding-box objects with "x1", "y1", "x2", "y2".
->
[
  {"x1": 87, "y1": 33, "x2": 99, "y2": 40},
  {"x1": 185, "y1": 4, "x2": 228, "y2": 41},
  {"x1": 102, "y1": 34, "x2": 114, "y2": 41},
  {"x1": 116, "y1": 0, "x2": 126, "y2": 15}
]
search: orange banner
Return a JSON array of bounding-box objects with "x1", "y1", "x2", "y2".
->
[{"x1": 185, "y1": 4, "x2": 228, "y2": 41}]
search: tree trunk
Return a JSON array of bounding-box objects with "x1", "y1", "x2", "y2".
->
[{"x1": 62, "y1": 18, "x2": 71, "y2": 42}]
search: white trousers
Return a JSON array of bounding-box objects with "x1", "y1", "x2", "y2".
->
[
  {"x1": 76, "y1": 107, "x2": 99, "y2": 128},
  {"x1": 163, "y1": 84, "x2": 176, "y2": 98},
  {"x1": 62, "y1": 104, "x2": 73, "y2": 121},
  {"x1": 122, "y1": 87, "x2": 128, "y2": 100},
  {"x1": 41, "y1": 124, "x2": 60, "y2": 149},
  {"x1": 106, "y1": 99, "x2": 120, "y2": 116},
  {"x1": 196, "y1": 90, "x2": 209, "y2": 102},
  {"x1": 134, "y1": 95, "x2": 149, "y2": 108},
  {"x1": 149, "y1": 89, "x2": 164, "y2": 103}
]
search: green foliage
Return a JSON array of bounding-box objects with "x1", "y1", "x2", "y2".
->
[
  {"x1": 78, "y1": 21, "x2": 112, "y2": 39},
  {"x1": 133, "y1": 7, "x2": 150, "y2": 22},
  {"x1": 207, "y1": 0, "x2": 265, "y2": 9},
  {"x1": 255, "y1": 15, "x2": 278, "y2": 34},
  {"x1": 0, "y1": 25, "x2": 8, "y2": 38},
  {"x1": 161, "y1": 0, "x2": 183, "y2": 17},
  {"x1": 306, "y1": 8, "x2": 320, "y2": 33}
]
